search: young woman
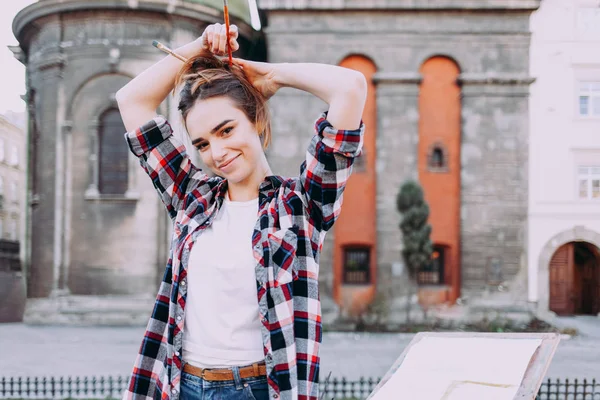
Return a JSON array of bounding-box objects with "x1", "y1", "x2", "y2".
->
[{"x1": 117, "y1": 22, "x2": 366, "y2": 400}]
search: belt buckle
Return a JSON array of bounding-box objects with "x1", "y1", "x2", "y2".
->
[{"x1": 200, "y1": 367, "x2": 208, "y2": 379}]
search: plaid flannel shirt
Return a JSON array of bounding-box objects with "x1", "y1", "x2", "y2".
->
[{"x1": 122, "y1": 112, "x2": 364, "y2": 400}]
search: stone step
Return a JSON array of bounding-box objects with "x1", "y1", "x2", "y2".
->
[{"x1": 24, "y1": 295, "x2": 155, "y2": 326}]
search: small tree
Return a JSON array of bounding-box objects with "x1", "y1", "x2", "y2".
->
[{"x1": 396, "y1": 180, "x2": 433, "y2": 324}]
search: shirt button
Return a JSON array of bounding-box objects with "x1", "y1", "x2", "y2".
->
[
  {"x1": 176, "y1": 315, "x2": 182, "y2": 322},
  {"x1": 171, "y1": 389, "x2": 177, "y2": 394},
  {"x1": 181, "y1": 280, "x2": 186, "y2": 286},
  {"x1": 175, "y1": 351, "x2": 180, "y2": 357},
  {"x1": 273, "y1": 395, "x2": 279, "y2": 399},
  {"x1": 265, "y1": 355, "x2": 272, "y2": 362},
  {"x1": 261, "y1": 317, "x2": 268, "y2": 323}
]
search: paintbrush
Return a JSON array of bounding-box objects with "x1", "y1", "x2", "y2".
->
[
  {"x1": 223, "y1": 0, "x2": 233, "y2": 66},
  {"x1": 152, "y1": 40, "x2": 188, "y2": 63}
]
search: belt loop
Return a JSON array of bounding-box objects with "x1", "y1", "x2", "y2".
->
[
  {"x1": 232, "y1": 366, "x2": 243, "y2": 390},
  {"x1": 253, "y1": 363, "x2": 259, "y2": 377}
]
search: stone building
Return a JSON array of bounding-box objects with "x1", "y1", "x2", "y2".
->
[
  {"x1": 260, "y1": 0, "x2": 540, "y2": 324},
  {"x1": 11, "y1": 0, "x2": 265, "y2": 324},
  {"x1": 12, "y1": 0, "x2": 541, "y2": 325},
  {"x1": 0, "y1": 115, "x2": 27, "y2": 322},
  {"x1": 528, "y1": 0, "x2": 600, "y2": 319}
]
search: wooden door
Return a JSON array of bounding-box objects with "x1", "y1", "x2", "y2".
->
[
  {"x1": 581, "y1": 257, "x2": 596, "y2": 315},
  {"x1": 596, "y1": 259, "x2": 600, "y2": 315},
  {"x1": 549, "y1": 243, "x2": 575, "y2": 316},
  {"x1": 592, "y1": 247, "x2": 600, "y2": 315}
]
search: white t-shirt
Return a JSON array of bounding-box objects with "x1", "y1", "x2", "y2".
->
[{"x1": 182, "y1": 194, "x2": 265, "y2": 368}]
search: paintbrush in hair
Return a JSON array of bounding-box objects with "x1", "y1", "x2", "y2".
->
[
  {"x1": 152, "y1": 40, "x2": 188, "y2": 63},
  {"x1": 223, "y1": 0, "x2": 233, "y2": 66}
]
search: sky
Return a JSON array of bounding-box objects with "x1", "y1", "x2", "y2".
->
[{"x1": 0, "y1": 1, "x2": 36, "y2": 114}]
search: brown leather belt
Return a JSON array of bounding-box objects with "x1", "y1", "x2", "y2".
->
[{"x1": 183, "y1": 361, "x2": 267, "y2": 382}]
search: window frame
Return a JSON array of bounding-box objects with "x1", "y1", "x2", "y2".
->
[
  {"x1": 577, "y1": 165, "x2": 600, "y2": 201},
  {"x1": 577, "y1": 81, "x2": 600, "y2": 118},
  {"x1": 84, "y1": 104, "x2": 139, "y2": 201},
  {"x1": 0, "y1": 138, "x2": 5, "y2": 163},
  {"x1": 417, "y1": 244, "x2": 447, "y2": 286},
  {"x1": 342, "y1": 246, "x2": 371, "y2": 285},
  {"x1": 9, "y1": 181, "x2": 17, "y2": 203},
  {"x1": 9, "y1": 218, "x2": 17, "y2": 241},
  {"x1": 9, "y1": 144, "x2": 18, "y2": 167},
  {"x1": 426, "y1": 142, "x2": 449, "y2": 173}
]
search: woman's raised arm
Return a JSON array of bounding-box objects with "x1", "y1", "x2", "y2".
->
[
  {"x1": 233, "y1": 59, "x2": 367, "y2": 131},
  {"x1": 116, "y1": 24, "x2": 239, "y2": 131},
  {"x1": 273, "y1": 62, "x2": 367, "y2": 130},
  {"x1": 232, "y1": 58, "x2": 367, "y2": 231}
]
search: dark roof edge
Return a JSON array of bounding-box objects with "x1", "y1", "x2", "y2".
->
[
  {"x1": 13, "y1": 0, "x2": 254, "y2": 44},
  {"x1": 258, "y1": 0, "x2": 541, "y2": 11}
]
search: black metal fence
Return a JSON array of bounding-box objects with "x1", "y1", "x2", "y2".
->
[
  {"x1": 0, "y1": 376, "x2": 598, "y2": 399},
  {"x1": 536, "y1": 378, "x2": 600, "y2": 399}
]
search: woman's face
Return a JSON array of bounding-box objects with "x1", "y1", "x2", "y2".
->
[{"x1": 186, "y1": 96, "x2": 264, "y2": 185}]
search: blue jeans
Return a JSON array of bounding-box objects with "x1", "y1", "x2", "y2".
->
[{"x1": 180, "y1": 365, "x2": 269, "y2": 400}]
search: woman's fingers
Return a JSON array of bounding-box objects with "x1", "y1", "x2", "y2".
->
[
  {"x1": 201, "y1": 24, "x2": 213, "y2": 50},
  {"x1": 230, "y1": 24, "x2": 239, "y2": 39},
  {"x1": 229, "y1": 25, "x2": 239, "y2": 52},
  {"x1": 217, "y1": 24, "x2": 228, "y2": 55},
  {"x1": 232, "y1": 58, "x2": 248, "y2": 69},
  {"x1": 202, "y1": 23, "x2": 239, "y2": 55}
]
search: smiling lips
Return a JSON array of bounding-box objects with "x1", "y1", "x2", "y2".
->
[{"x1": 218, "y1": 154, "x2": 240, "y2": 171}]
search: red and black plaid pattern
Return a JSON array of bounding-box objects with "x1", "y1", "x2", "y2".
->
[{"x1": 122, "y1": 113, "x2": 364, "y2": 400}]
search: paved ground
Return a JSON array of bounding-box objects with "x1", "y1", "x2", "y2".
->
[{"x1": 0, "y1": 317, "x2": 599, "y2": 380}]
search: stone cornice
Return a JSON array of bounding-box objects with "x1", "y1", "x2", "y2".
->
[
  {"x1": 373, "y1": 72, "x2": 535, "y2": 86},
  {"x1": 258, "y1": 0, "x2": 541, "y2": 11},
  {"x1": 373, "y1": 72, "x2": 422, "y2": 84},
  {"x1": 459, "y1": 73, "x2": 535, "y2": 86},
  {"x1": 13, "y1": 0, "x2": 254, "y2": 45},
  {"x1": 37, "y1": 53, "x2": 67, "y2": 71}
]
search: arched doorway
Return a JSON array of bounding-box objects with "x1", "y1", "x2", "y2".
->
[{"x1": 549, "y1": 242, "x2": 600, "y2": 316}]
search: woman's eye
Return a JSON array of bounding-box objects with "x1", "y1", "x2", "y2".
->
[
  {"x1": 197, "y1": 142, "x2": 208, "y2": 150},
  {"x1": 222, "y1": 127, "x2": 233, "y2": 135}
]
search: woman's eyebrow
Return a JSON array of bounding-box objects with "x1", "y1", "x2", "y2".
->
[{"x1": 191, "y1": 119, "x2": 234, "y2": 146}]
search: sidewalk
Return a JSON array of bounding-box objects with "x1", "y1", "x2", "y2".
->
[{"x1": 0, "y1": 322, "x2": 598, "y2": 379}]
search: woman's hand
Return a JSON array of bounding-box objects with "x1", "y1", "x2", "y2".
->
[
  {"x1": 233, "y1": 58, "x2": 281, "y2": 99},
  {"x1": 200, "y1": 23, "x2": 239, "y2": 56}
]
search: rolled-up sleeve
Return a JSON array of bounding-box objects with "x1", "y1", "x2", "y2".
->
[
  {"x1": 125, "y1": 115, "x2": 174, "y2": 156},
  {"x1": 298, "y1": 112, "x2": 365, "y2": 232},
  {"x1": 124, "y1": 116, "x2": 208, "y2": 220}
]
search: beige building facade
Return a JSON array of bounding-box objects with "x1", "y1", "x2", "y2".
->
[{"x1": 0, "y1": 115, "x2": 27, "y2": 322}]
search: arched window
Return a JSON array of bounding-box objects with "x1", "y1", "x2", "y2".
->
[
  {"x1": 431, "y1": 147, "x2": 444, "y2": 167},
  {"x1": 427, "y1": 143, "x2": 448, "y2": 172},
  {"x1": 98, "y1": 108, "x2": 128, "y2": 195}
]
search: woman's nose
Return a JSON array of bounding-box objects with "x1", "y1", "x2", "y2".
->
[{"x1": 211, "y1": 142, "x2": 227, "y2": 162}]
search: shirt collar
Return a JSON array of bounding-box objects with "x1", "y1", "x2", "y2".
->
[{"x1": 215, "y1": 175, "x2": 285, "y2": 205}]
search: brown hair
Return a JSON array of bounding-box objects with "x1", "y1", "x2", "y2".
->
[{"x1": 174, "y1": 50, "x2": 271, "y2": 149}]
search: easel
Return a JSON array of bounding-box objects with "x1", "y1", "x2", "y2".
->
[{"x1": 366, "y1": 332, "x2": 561, "y2": 400}]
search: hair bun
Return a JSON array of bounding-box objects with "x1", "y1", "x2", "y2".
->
[
  {"x1": 190, "y1": 52, "x2": 225, "y2": 71},
  {"x1": 174, "y1": 49, "x2": 241, "y2": 93}
]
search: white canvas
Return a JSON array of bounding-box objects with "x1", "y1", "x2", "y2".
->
[{"x1": 369, "y1": 337, "x2": 542, "y2": 400}]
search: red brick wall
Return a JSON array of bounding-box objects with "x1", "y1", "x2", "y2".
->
[
  {"x1": 418, "y1": 57, "x2": 461, "y2": 303},
  {"x1": 333, "y1": 55, "x2": 378, "y2": 315}
]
